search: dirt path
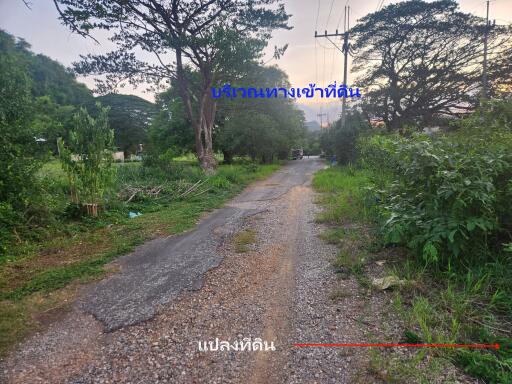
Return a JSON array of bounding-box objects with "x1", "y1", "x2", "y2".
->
[{"x1": 1, "y1": 158, "x2": 380, "y2": 383}]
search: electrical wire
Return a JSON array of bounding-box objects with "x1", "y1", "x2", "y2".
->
[
  {"x1": 315, "y1": 0, "x2": 321, "y2": 31},
  {"x1": 329, "y1": 46, "x2": 336, "y2": 82},
  {"x1": 315, "y1": 0, "x2": 320, "y2": 86},
  {"x1": 326, "y1": 0, "x2": 335, "y2": 29},
  {"x1": 323, "y1": 45, "x2": 326, "y2": 86}
]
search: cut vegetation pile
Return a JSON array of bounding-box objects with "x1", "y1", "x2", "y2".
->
[{"x1": 0, "y1": 160, "x2": 279, "y2": 356}]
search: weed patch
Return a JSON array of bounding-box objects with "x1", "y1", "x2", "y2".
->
[
  {"x1": 232, "y1": 229, "x2": 257, "y2": 253},
  {"x1": 0, "y1": 162, "x2": 279, "y2": 356},
  {"x1": 313, "y1": 164, "x2": 512, "y2": 383}
]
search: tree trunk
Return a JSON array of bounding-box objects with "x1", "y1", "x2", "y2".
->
[
  {"x1": 200, "y1": 94, "x2": 217, "y2": 172},
  {"x1": 175, "y1": 49, "x2": 217, "y2": 172}
]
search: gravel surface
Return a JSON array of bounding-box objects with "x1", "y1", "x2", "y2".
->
[{"x1": 0, "y1": 158, "x2": 476, "y2": 383}]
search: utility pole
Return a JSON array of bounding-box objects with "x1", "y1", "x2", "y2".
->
[
  {"x1": 315, "y1": 6, "x2": 350, "y2": 128},
  {"x1": 317, "y1": 112, "x2": 327, "y2": 128},
  {"x1": 341, "y1": 6, "x2": 350, "y2": 129}
]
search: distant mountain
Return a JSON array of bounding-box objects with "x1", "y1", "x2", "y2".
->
[{"x1": 0, "y1": 30, "x2": 93, "y2": 106}]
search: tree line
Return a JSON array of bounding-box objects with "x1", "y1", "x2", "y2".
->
[
  {"x1": 320, "y1": 0, "x2": 512, "y2": 161},
  {"x1": 52, "y1": 0, "x2": 293, "y2": 171},
  {"x1": 0, "y1": 20, "x2": 305, "y2": 253}
]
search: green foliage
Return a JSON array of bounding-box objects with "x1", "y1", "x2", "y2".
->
[
  {"x1": 28, "y1": 52, "x2": 92, "y2": 106},
  {"x1": 150, "y1": 65, "x2": 307, "y2": 166},
  {"x1": 312, "y1": 166, "x2": 375, "y2": 223},
  {"x1": 351, "y1": 0, "x2": 512, "y2": 129},
  {"x1": 0, "y1": 31, "x2": 45, "y2": 255},
  {"x1": 357, "y1": 133, "x2": 401, "y2": 175},
  {"x1": 92, "y1": 94, "x2": 156, "y2": 155},
  {"x1": 0, "y1": 30, "x2": 92, "y2": 106},
  {"x1": 215, "y1": 65, "x2": 306, "y2": 163},
  {"x1": 304, "y1": 130, "x2": 321, "y2": 156},
  {"x1": 314, "y1": 163, "x2": 512, "y2": 383},
  {"x1": 319, "y1": 109, "x2": 370, "y2": 165},
  {"x1": 147, "y1": 86, "x2": 196, "y2": 159},
  {"x1": 0, "y1": 161, "x2": 280, "y2": 355},
  {"x1": 52, "y1": 0, "x2": 291, "y2": 170},
  {"x1": 58, "y1": 105, "x2": 115, "y2": 207},
  {"x1": 455, "y1": 341, "x2": 512, "y2": 384},
  {"x1": 0, "y1": 30, "x2": 94, "y2": 156},
  {"x1": 219, "y1": 110, "x2": 281, "y2": 163},
  {"x1": 358, "y1": 102, "x2": 512, "y2": 382},
  {"x1": 363, "y1": 120, "x2": 512, "y2": 265}
]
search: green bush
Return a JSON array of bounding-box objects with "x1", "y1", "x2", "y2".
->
[
  {"x1": 57, "y1": 105, "x2": 115, "y2": 210},
  {"x1": 0, "y1": 35, "x2": 47, "y2": 256},
  {"x1": 365, "y1": 114, "x2": 512, "y2": 265},
  {"x1": 320, "y1": 110, "x2": 370, "y2": 165}
]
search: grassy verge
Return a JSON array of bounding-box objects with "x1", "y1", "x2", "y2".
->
[
  {"x1": 0, "y1": 162, "x2": 280, "y2": 356},
  {"x1": 313, "y1": 165, "x2": 512, "y2": 383}
]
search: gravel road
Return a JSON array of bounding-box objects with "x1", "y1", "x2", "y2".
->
[{"x1": 1, "y1": 157, "x2": 382, "y2": 383}]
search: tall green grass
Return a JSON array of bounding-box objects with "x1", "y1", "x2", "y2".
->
[
  {"x1": 0, "y1": 161, "x2": 280, "y2": 356},
  {"x1": 312, "y1": 166, "x2": 375, "y2": 223},
  {"x1": 313, "y1": 164, "x2": 512, "y2": 383}
]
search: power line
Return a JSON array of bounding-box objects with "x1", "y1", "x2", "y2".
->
[
  {"x1": 315, "y1": 6, "x2": 351, "y2": 129},
  {"x1": 326, "y1": 0, "x2": 335, "y2": 29},
  {"x1": 315, "y1": 0, "x2": 321, "y2": 30},
  {"x1": 329, "y1": 46, "x2": 336, "y2": 81}
]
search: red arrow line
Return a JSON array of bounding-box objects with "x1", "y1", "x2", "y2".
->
[{"x1": 293, "y1": 343, "x2": 500, "y2": 349}]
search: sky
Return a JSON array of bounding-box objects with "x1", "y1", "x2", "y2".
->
[{"x1": 1, "y1": 0, "x2": 511, "y2": 122}]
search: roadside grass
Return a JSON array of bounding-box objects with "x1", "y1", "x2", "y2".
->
[
  {"x1": 367, "y1": 348, "x2": 456, "y2": 384},
  {"x1": 313, "y1": 165, "x2": 512, "y2": 383},
  {"x1": 0, "y1": 161, "x2": 279, "y2": 356},
  {"x1": 393, "y1": 262, "x2": 512, "y2": 383},
  {"x1": 319, "y1": 227, "x2": 359, "y2": 245},
  {"x1": 312, "y1": 166, "x2": 374, "y2": 224}
]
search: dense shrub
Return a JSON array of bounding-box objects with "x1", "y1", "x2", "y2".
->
[
  {"x1": 320, "y1": 110, "x2": 370, "y2": 165},
  {"x1": 57, "y1": 106, "x2": 116, "y2": 217},
  {"x1": 0, "y1": 34, "x2": 45, "y2": 254},
  {"x1": 362, "y1": 103, "x2": 512, "y2": 265}
]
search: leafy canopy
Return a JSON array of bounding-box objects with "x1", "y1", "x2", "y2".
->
[{"x1": 351, "y1": 0, "x2": 512, "y2": 129}]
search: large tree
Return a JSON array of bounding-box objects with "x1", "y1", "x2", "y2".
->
[
  {"x1": 147, "y1": 64, "x2": 305, "y2": 164},
  {"x1": 52, "y1": 0, "x2": 290, "y2": 170},
  {"x1": 351, "y1": 0, "x2": 512, "y2": 130},
  {"x1": 92, "y1": 94, "x2": 157, "y2": 155},
  {"x1": 148, "y1": 83, "x2": 196, "y2": 158},
  {"x1": 215, "y1": 64, "x2": 306, "y2": 163}
]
